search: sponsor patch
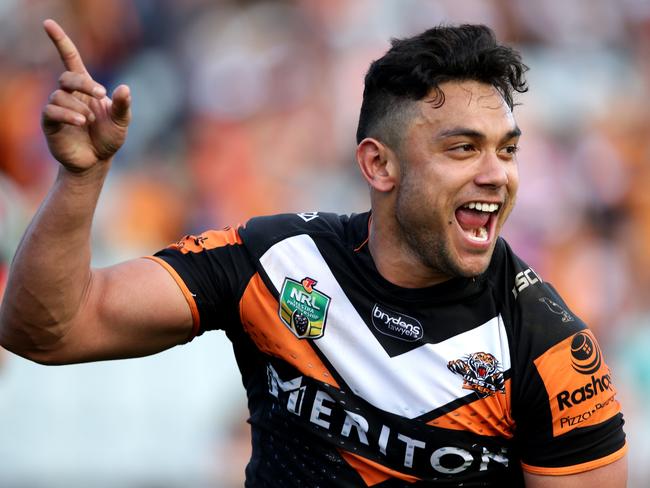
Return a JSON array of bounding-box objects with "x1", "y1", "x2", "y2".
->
[
  {"x1": 534, "y1": 329, "x2": 620, "y2": 436},
  {"x1": 539, "y1": 297, "x2": 574, "y2": 323},
  {"x1": 371, "y1": 303, "x2": 423, "y2": 342},
  {"x1": 447, "y1": 352, "x2": 505, "y2": 398},
  {"x1": 267, "y1": 362, "x2": 512, "y2": 477},
  {"x1": 279, "y1": 277, "x2": 331, "y2": 339},
  {"x1": 570, "y1": 330, "x2": 601, "y2": 374},
  {"x1": 511, "y1": 267, "x2": 542, "y2": 299}
]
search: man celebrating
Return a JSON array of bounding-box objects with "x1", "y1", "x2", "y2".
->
[{"x1": 0, "y1": 20, "x2": 626, "y2": 486}]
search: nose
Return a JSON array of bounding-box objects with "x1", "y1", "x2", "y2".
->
[{"x1": 474, "y1": 152, "x2": 509, "y2": 188}]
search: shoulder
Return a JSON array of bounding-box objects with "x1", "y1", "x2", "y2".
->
[
  {"x1": 488, "y1": 238, "x2": 586, "y2": 349},
  {"x1": 239, "y1": 211, "x2": 355, "y2": 258},
  {"x1": 486, "y1": 238, "x2": 543, "y2": 300},
  {"x1": 488, "y1": 243, "x2": 625, "y2": 473}
]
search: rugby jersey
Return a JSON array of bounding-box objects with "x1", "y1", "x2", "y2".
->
[{"x1": 148, "y1": 211, "x2": 626, "y2": 487}]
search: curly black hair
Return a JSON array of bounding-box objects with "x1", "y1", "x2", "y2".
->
[{"x1": 356, "y1": 24, "x2": 528, "y2": 149}]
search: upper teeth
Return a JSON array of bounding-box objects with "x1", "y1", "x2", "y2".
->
[{"x1": 464, "y1": 202, "x2": 499, "y2": 212}]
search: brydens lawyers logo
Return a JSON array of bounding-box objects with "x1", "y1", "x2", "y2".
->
[
  {"x1": 448, "y1": 352, "x2": 505, "y2": 398},
  {"x1": 371, "y1": 303, "x2": 423, "y2": 342},
  {"x1": 571, "y1": 331, "x2": 602, "y2": 374},
  {"x1": 279, "y1": 277, "x2": 331, "y2": 339}
]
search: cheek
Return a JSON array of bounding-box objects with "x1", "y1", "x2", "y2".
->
[
  {"x1": 398, "y1": 163, "x2": 457, "y2": 220},
  {"x1": 507, "y1": 164, "x2": 519, "y2": 191},
  {"x1": 499, "y1": 170, "x2": 519, "y2": 222},
  {"x1": 396, "y1": 178, "x2": 446, "y2": 229},
  {"x1": 505, "y1": 166, "x2": 519, "y2": 203}
]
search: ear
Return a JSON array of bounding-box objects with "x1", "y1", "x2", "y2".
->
[{"x1": 356, "y1": 137, "x2": 398, "y2": 193}]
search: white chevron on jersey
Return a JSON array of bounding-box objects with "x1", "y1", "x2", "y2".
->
[{"x1": 260, "y1": 234, "x2": 511, "y2": 419}]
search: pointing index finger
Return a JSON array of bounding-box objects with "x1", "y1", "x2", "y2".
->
[{"x1": 43, "y1": 19, "x2": 88, "y2": 74}]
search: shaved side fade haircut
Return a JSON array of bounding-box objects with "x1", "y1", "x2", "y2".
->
[{"x1": 356, "y1": 24, "x2": 529, "y2": 152}]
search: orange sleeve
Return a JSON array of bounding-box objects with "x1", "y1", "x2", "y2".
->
[
  {"x1": 147, "y1": 225, "x2": 255, "y2": 337},
  {"x1": 143, "y1": 255, "x2": 201, "y2": 342},
  {"x1": 522, "y1": 443, "x2": 627, "y2": 476}
]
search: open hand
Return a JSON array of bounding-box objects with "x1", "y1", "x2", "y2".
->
[{"x1": 41, "y1": 19, "x2": 131, "y2": 172}]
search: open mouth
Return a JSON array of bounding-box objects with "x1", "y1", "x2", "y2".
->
[{"x1": 454, "y1": 201, "x2": 500, "y2": 244}]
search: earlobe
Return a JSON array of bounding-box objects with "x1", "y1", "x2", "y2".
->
[{"x1": 356, "y1": 138, "x2": 396, "y2": 193}]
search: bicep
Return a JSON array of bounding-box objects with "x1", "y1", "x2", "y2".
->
[
  {"x1": 524, "y1": 455, "x2": 627, "y2": 488},
  {"x1": 45, "y1": 257, "x2": 194, "y2": 364}
]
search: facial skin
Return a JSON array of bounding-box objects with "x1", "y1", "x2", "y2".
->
[{"x1": 358, "y1": 80, "x2": 521, "y2": 288}]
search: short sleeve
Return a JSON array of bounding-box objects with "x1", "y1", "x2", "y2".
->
[
  {"x1": 510, "y1": 281, "x2": 626, "y2": 475},
  {"x1": 145, "y1": 226, "x2": 256, "y2": 339}
]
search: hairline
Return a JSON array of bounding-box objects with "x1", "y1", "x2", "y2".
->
[{"x1": 367, "y1": 79, "x2": 513, "y2": 155}]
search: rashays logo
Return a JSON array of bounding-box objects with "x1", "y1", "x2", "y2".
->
[
  {"x1": 557, "y1": 373, "x2": 613, "y2": 412},
  {"x1": 570, "y1": 331, "x2": 601, "y2": 374},
  {"x1": 534, "y1": 329, "x2": 619, "y2": 436},
  {"x1": 557, "y1": 330, "x2": 611, "y2": 412},
  {"x1": 371, "y1": 304, "x2": 423, "y2": 342}
]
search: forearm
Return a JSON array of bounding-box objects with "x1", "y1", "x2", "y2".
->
[{"x1": 0, "y1": 162, "x2": 110, "y2": 358}]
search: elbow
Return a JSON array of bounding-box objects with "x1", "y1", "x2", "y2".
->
[
  {"x1": 0, "y1": 315, "x2": 71, "y2": 366},
  {"x1": 0, "y1": 336, "x2": 67, "y2": 366},
  {"x1": 0, "y1": 343, "x2": 71, "y2": 366},
  {"x1": 30, "y1": 355, "x2": 71, "y2": 366}
]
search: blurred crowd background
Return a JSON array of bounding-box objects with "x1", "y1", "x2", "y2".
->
[{"x1": 0, "y1": 0, "x2": 649, "y2": 486}]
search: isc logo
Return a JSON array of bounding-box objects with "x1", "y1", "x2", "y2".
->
[{"x1": 511, "y1": 267, "x2": 542, "y2": 299}]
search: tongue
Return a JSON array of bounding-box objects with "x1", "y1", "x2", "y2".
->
[{"x1": 455, "y1": 208, "x2": 490, "y2": 230}]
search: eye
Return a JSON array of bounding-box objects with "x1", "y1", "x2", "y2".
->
[
  {"x1": 454, "y1": 144, "x2": 475, "y2": 152},
  {"x1": 499, "y1": 144, "x2": 519, "y2": 158},
  {"x1": 446, "y1": 143, "x2": 479, "y2": 160}
]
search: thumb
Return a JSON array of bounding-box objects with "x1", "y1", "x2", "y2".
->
[{"x1": 110, "y1": 84, "x2": 131, "y2": 128}]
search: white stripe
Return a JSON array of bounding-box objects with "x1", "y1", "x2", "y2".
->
[{"x1": 260, "y1": 234, "x2": 511, "y2": 419}]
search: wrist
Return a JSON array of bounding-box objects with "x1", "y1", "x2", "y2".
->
[{"x1": 57, "y1": 159, "x2": 112, "y2": 183}]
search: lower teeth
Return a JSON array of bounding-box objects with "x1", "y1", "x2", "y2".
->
[{"x1": 471, "y1": 227, "x2": 488, "y2": 241}]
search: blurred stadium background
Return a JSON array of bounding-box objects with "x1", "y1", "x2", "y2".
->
[{"x1": 0, "y1": 0, "x2": 649, "y2": 486}]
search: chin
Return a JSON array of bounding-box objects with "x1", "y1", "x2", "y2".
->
[
  {"x1": 449, "y1": 249, "x2": 495, "y2": 278},
  {"x1": 458, "y1": 261, "x2": 491, "y2": 278}
]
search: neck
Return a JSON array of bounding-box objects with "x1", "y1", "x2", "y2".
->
[{"x1": 367, "y1": 212, "x2": 451, "y2": 289}]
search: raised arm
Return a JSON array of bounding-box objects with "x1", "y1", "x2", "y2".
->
[{"x1": 0, "y1": 20, "x2": 193, "y2": 365}]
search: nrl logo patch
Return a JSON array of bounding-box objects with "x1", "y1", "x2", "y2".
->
[
  {"x1": 448, "y1": 352, "x2": 505, "y2": 398},
  {"x1": 279, "y1": 277, "x2": 331, "y2": 339}
]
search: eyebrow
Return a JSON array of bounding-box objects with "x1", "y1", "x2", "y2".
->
[{"x1": 436, "y1": 126, "x2": 522, "y2": 143}]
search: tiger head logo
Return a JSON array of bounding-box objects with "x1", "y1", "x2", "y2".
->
[{"x1": 448, "y1": 352, "x2": 505, "y2": 398}]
